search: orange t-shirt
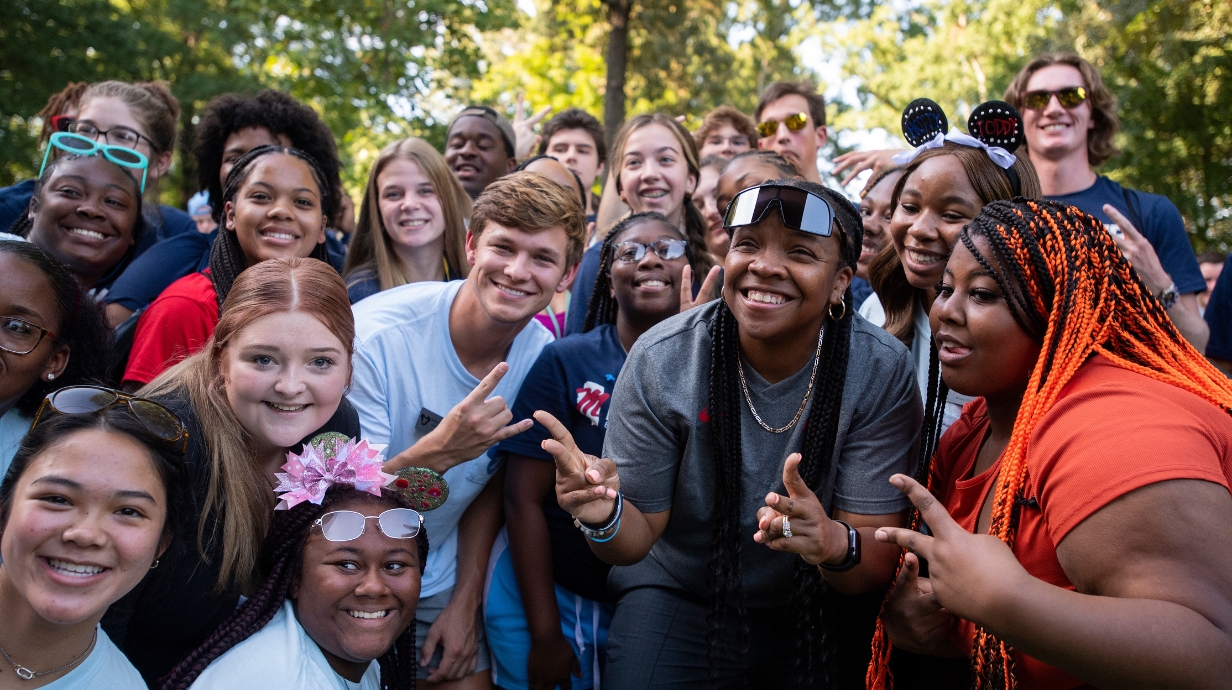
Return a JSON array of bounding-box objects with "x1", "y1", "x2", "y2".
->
[
  {"x1": 123, "y1": 270, "x2": 219, "y2": 387},
  {"x1": 931, "y1": 355, "x2": 1232, "y2": 690}
]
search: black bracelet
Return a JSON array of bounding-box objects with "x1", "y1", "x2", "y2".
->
[
  {"x1": 575, "y1": 492, "x2": 622, "y2": 534},
  {"x1": 818, "y1": 520, "x2": 862, "y2": 572}
]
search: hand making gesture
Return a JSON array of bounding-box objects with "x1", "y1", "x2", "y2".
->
[
  {"x1": 753, "y1": 453, "x2": 851, "y2": 566},
  {"x1": 535, "y1": 410, "x2": 620, "y2": 524}
]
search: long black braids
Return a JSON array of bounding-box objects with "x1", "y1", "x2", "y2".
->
[
  {"x1": 581, "y1": 211, "x2": 679, "y2": 332},
  {"x1": 159, "y1": 485, "x2": 429, "y2": 690},
  {"x1": 704, "y1": 180, "x2": 864, "y2": 688},
  {"x1": 211, "y1": 145, "x2": 334, "y2": 309}
]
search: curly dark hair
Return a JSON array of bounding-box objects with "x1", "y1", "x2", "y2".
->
[
  {"x1": 0, "y1": 241, "x2": 112, "y2": 416},
  {"x1": 159, "y1": 485, "x2": 429, "y2": 690},
  {"x1": 193, "y1": 90, "x2": 343, "y2": 225}
]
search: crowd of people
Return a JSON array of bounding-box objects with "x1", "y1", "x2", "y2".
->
[{"x1": 1, "y1": 49, "x2": 1230, "y2": 690}]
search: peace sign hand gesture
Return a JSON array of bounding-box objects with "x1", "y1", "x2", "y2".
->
[
  {"x1": 754, "y1": 453, "x2": 849, "y2": 566},
  {"x1": 679, "y1": 264, "x2": 722, "y2": 313},
  {"x1": 535, "y1": 410, "x2": 620, "y2": 525},
  {"x1": 874, "y1": 474, "x2": 1032, "y2": 626}
]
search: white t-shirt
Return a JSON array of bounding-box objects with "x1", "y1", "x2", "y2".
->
[
  {"x1": 859, "y1": 293, "x2": 974, "y2": 433},
  {"x1": 0, "y1": 407, "x2": 30, "y2": 479},
  {"x1": 188, "y1": 601, "x2": 379, "y2": 690},
  {"x1": 40, "y1": 627, "x2": 146, "y2": 690},
  {"x1": 349, "y1": 280, "x2": 552, "y2": 597}
]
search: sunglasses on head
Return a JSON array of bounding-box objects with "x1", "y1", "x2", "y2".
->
[
  {"x1": 314, "y1": 509, "x2": 424, "y2": 542},
  {"x1": 1021, "y1": 86, "x2": 1087, "y2": 111},
  {"x1": 756, "y1": 112, "x2": 809, "y2": 138},
  {"x1": 722, "y1": 183, "x2": 836, "y2": 237},
  {"x1": 39, "y1": 132, "x2": 149, "y2": 194},
  {"x1": 613, "y1": 239, "x2": 688, "y2": 263},
  {"x1": 31, "y1": 386, "x2": 188, "y2": 455}
]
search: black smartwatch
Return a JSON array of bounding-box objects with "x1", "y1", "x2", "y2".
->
[{"x1": 818, "y1": 520, "x2": 862, "y2": 572}]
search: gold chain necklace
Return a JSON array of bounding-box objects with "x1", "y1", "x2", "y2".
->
[
  {"x1": 736, "y1": 325, "x2": 825, "y2": 434},
  {"x1": 0, "y1": 628, "x2": 96, "y2": 680}
]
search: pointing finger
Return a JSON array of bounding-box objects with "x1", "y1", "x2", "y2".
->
[
  {"x1": 698, "y1": 265, "x2": 721, "y2": 303},
  {"x1": 889, "y1": 474, "x2": 960, "y2": 537},
  {"x1": 1103, "y1": 203, "x2": 1142, "y2": 240},
  {"x1": 875, "y1": 525, "x2": 935, "y2": 562},
  {"x1": 535, "y1": 410, "x2": 584, "y2": 474},
  {"x1": 467, "y1": 362, "x2": 509, "y2": 404},
  {"x1": 781, "y1": 453, "x2": 814, "y2": 500}
]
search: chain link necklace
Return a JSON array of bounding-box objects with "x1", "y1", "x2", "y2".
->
[
  {"x1": 0, "y1": 628, "x2": 96, "y2": 681},
  {"x1": 736, "y1": 325, "x2": 825, "y2": 434}
]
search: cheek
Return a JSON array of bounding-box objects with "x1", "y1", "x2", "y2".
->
[{"x1": 888, "y1": 214, "x2": 910, "y2": 249}]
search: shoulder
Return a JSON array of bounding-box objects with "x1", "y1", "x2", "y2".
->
[
  {"x1": 849, "y1": 313, "x2": 912, "y2": 367},
  {"x1": 188, "y1": 603, "x2": 304, "y2": 689},
  {"x1": 158, "y1": 205, "x2": 198, "y2": 235},
  {"x1": 633, "y1": 300, "x2": 718, "y2": 356},
  {"x1": 76, "y1": 629, "x2": 146, "y2": 690},
  {"x1": 154, "y1": 272, "x2": 217, "y2": 304},
  {"x1": 345, "y1": 266, "x2": 381, "y2": 304},
  {"x1": 352, "y1": 280, "x2": 456, "y2": 342}
]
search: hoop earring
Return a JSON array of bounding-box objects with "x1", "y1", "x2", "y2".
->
[
  {"x1": 150, "y1": 559, "x2": 160, "y2": 570},
  {"x1": 828, "y1": 296, "x2": 846, "y2": 321}
]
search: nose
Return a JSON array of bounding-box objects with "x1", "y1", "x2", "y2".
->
[
  {"x1": 748, "y1": 246, "x2": 788, "y2": 280},
  {"x1": 931, "y1": 283, "x2": 965, "y2": 327},
  {"x1": 273, "y1": 364, "x2": 307, "y2": 397},
  {"x1": 636, "y1": 245, "x2": 666, "y2": 270},
  {"x1": 503, "y1": 249, "x2": 533, "y2": 283},
  {"x1": 75, "y1": 196, "x2": 106, "y2": 222},
  {"x1": 1042, "y1": 94, "x2": 1068, "y2": 116},
  {"x1": 353, "y1": 566, "x2": 392, "y2": 598},
  {"x1": 906, "y1": 211, "x2": 941, "y2": 243},
  {"x1": 61, "y1": 509, "x2": 110, "y2": 550}
]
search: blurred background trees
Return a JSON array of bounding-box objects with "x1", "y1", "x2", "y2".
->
[{"x1": 3, "y1": 0, "x2": 1227, "y2": 247}]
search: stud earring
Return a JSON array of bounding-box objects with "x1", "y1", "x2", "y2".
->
[{"x1": 47, "y1": 373, "x2": 55, "y2": 381}]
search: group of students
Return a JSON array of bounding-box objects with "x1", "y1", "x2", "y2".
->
[{"x1": 1, "y1": 47, "x2": 1231, "y2": 690}]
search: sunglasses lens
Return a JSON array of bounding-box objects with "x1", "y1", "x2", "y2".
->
[
  {"x1": 130, "y1": 400, "x2": 184, "y2": 441},
  {"x1": 1022, "y1": 92, "x2": 1048, "y2": 110},
  {"x1": 1057, "y1": 87, "x2": 1086, "y2": 107},
  {"x1": 756, "y1": 120, "x2": 777, "y2": 138},
  {"x1": 724, "y1": 187, "x2": 763, "y2": 228},
  {"x1": 319, "y1": 511, "x2": 366, "y2": 541},
  {"x1": 58, "y1": 135, "x2": 96, "y2": 153},
  {"x1": 786, "y1": 113, "x2": 808, "y2": 131},
  {"x1": 109, "y1": 148, "x2": 145, "y2": 166},
  {"x1": 51, "y1": 387, "x2": 116, "y2": 414},
  {"x1": 379, "y1": 509, "x2": 422, "y2": 539}
]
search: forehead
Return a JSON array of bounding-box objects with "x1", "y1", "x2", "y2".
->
[
  {"x1": 525, "y1": 159, "x2": 579, "y2": 193},
  {"x1": 450, "y1": 116, "x2": 502, "y2": 140},
  {"x1": 231, "y1": 310, "x2": 346, "y2": 350},
  {"x1": 624, "y1": 124, "x2": 681, "y2": 154},
  {"x1": 1026, "y1": 64, "x2": 1086, "y2": 91},
  {"x1": 480, "y1": 221, "x2": 568, "y2": 255},
  {"x1": 378, "y1": 157, "x2": 428, "y2": 185},
  {"x1": 243, "y1": 154, "x2": 317, "y2": 189},
  {"x1": 547, "y1": 128, "x2": 596, "y2": 149},
  {"x1": 863, "y1": 170, "x2": 903, "y2": 203},
  {"x1": 225, "y1": 126, "x2": 284, "y2": 151},
  {"x1": 615, "y1": 219, "x2": 680, "y2": 243},
  {"x1": 77, "y1": 96, "x2": 143, "y2": 131},
  {"x1": 0, "y1": 254, "x2": 58, "y2": 319},
  {"x1": 24, "y1": 429, "x2": 162, "y2": 494},
  {"x1": 707, "y1": 123, "x2": 744, "y2": 139},
  {"x1": 50, "y1": 156, "x2": 137, "y2": 192},
  {"x1": 734, "y1": 211, "x2": 836, "y2": 251},
  {"x1": 719, "y1": 159, "x2": 780, "y2": 191},
  {"x1": 759, "y1": 94, "x2": 812, "y2": 122},
  {"x1": 904, "y1": 154, "x2": 978, "y2": 199}
]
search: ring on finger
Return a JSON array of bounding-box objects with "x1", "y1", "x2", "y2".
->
[{"x1": 782, "y1": 515, "x2": 793, "y2": 539}]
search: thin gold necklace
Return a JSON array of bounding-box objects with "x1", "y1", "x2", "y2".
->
[{"x1": 736, "y1": 325, "x2": 825, "y2": 434}]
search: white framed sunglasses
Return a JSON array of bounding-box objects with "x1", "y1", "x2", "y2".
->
[{"x1": 314, "y1": 509, "x2": 423, "y2": 541}]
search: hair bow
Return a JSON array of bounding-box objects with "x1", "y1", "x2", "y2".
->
[
  {"x1": 891, "y1": 98, "x2": 1024, "y2": 171},
  {"x1": 274, "y1": 432, "x2": 396, "y2": 510}
]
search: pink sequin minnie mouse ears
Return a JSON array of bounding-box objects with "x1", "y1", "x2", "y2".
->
[{"x1": 274, "y1": 432, "x2": 396, "y2": 510}]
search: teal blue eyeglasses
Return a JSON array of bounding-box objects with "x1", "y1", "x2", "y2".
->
[{"x1": 39, "y1": 132, "x2": 149, "y2": 194}]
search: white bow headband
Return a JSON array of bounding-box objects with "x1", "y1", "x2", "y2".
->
[{"x1": 892, "y1": 129, "x2": 1017, "y2": 170}]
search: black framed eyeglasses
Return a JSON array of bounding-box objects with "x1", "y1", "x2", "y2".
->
[
  {"x1": 0, "y1": 316, "x2": 56, "y2": 355},
  {"x1": 314, "y1": 509, "x2": 424, "y2": 541},
  {"x1": 613, "y1": 239, "x2": 688, "y2": 263},
  {"x1": 67, "y1": 121, "x2": 156, "y2": 151},
  {"x1": 1021, "y1": 87, "x2": 1087, "y2": 111},
  {"x1": 31, "y1": 386, "x2": 189, "y2": 455},
  {"x1": 756, "y1": 112, "x2": 809, "y2": 138},
  {"x1": 722, "y1": 183, "x2": 836, "y2": 237}
]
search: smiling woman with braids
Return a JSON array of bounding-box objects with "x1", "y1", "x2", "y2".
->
[
  {"x1": 541, "y1": 180, "x2": 923, "y2": 688},
  {"x1": 867, "y1": 199, "x2": 1232, "y2": 690}
]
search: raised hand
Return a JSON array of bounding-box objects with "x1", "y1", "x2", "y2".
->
[
  {"x1": 535, "y1": 410, "x2": 619, "y2": 525},
  {"x1": 754, "y1": 453, "x2": 848, "y2": 566},
  {"x1": 1105, "y1": 203, "x2": 1171, "y2": 294},
  {"x1": 882, "y1": 551, "x2": 962, "y2": 656},
  {"x1": 513, "y1": 93, "x2": 553, "y2": 162},
  {"x1": 874, "y1": 474, "x2": 1030, "y2": 626},
  {"x1": 831, "y1": 149, "x2": 903, "y2": 189},
  {"x1": 386, "y1": 362, "x2": 533, "y2": 473},
  {"x1": 679, "y1": 264, "x2": 722, "y2": 313}
]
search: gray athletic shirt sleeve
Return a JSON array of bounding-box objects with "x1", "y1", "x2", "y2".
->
[{"x1": 603, "y1": 301, "x2": 921, "y2": 606}]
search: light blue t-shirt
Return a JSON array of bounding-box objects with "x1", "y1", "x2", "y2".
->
[
  {"x1": 0, "y1": 407, "x2": 31, "y2": 480},
  {"x1": 40, "y1": 627, "x2": 146, "y2": 690},
  {"x1": 349, "y1": 280, "x2": 552, "y2": 597},
  {"x1": 188, "y1": 600, "x2": 379, "y2": 689}
]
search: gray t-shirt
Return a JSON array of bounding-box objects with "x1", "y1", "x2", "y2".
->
[{"x1": 604, "y1": 301, "x2": 921, "y2": 607}]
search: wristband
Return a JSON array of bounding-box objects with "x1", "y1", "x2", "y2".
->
[
  {"x1": 818, "y1": 520, "x2": 861, "y2": 572},
  {"x1": 574, "y1": 492, "x2": 622, "y2": 540}
]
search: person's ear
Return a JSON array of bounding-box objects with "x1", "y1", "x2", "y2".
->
[
  {"x1": 505, "y1": 157, "x2": 516, "y2": 173},
  {"x1": 465, "y1": 229, "x2": 478, "y2": 267},
  {"x1": 156, "y1": 530, "x2": 173, "y2": 560},
  {"x1": 317, "y1": 214, "x2": 327, "y2": 245},
  {"x1": 289, "y1": 567, "x2": 302, "y2": 600},
  {"x1": 557, "y1": 261, "x2": 580, "y2": 294},
  {"x1": 830, "y1": 264, "x2": 853, "y2": 304},
  {"x1": 224, "y1": 200, "x2": 236, "y2": 231},
  {"x1": 596, "y1": 162, "x2": 606, "y2": 179},
  {"x1": 151, "y1": 150, "x2": 174, "y2": 181},
  {"x1": 687, "y1": 171, "x2": 698, "y2": 197},
  {"x1": 42, "y1": 343, "x2": 70, "y2": 383},
  {"x1": 814, "y1": 125, "x2": 828, "y2": 150}
]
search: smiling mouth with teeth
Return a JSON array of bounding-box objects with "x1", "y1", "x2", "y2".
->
[
  {"x1": 47, "y1": 558, "x2": 106, "y2": 577},
  {"x1": 494, "y1": 283, "x2": 530, "y2": 297},
  {"x1": 640, "y1": 190, "x2": 668, "y2": 199},
  {"x1": 347, "y1": 610, "x2": 390, "y2": 619},
  {"x1": 746, "y1": 290, "x2": 787, "y2": 305},
  {"x1": 66, "y1": 227, "x2": 109, "y2": 241},
  {"x1": 906, "y1": 249, "x2": 947, "y2": 266},
  {"x1": 638, "y1": 279, "x2": 667, "y2": 288},
  {"x1": 266, "y1": 402, "x2": 307, "y2": 412}
]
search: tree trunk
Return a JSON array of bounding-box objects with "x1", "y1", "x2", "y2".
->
[{"x1": 604, "y1": 0, "x2": 631, "y2": 148}]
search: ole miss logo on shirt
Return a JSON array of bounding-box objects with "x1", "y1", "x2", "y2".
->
[{"x1": 575, "y1": 381, "x2": 610, "y2": 426}]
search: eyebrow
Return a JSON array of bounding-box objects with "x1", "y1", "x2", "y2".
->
[
  {"x1": 116, "y1": 490, "x2": 157, "y2": 503},
  {"x1": 246, "y1": 180, "x2": 319, "y2": 197},
  {"x1": 32, "y1": 476, "x2": 82, "y2": 490},
  {"x1": 306, "y1": 346, "x2": 343, "y2": 354},
  {"x1": 5, "y1": 304, "x2": 41, "y2": 318}
]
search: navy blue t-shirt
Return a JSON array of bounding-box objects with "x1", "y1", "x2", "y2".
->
[
  {"x1": 496, "y1": 323, "x2": 626, "y2": 602},
  {"x1": 564, "y1": 243, "x2": 603, "y2": 336},
  {"x1": 1049, "y1": 176, "x2": 1204, "y2": 295},
  {"x1": 105, "y1": 230, "x2": 215, "y2": 311},
  {"x1": 850, "y1": 276, "x2": 873, "y2": 311},
  {"x1": 1204, "y1": 256, "x2": 1232, "y2": 363}
]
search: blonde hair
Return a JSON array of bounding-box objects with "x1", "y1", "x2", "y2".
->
[
  {"x1": 142, "y1": 258, "x2": 355, "y2": 592},
  {"x1": 344, "y1": 137, "x2": 471, "y2": 291}
]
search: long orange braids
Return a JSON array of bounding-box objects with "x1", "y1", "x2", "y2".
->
[{"x1": 866, "y1": 199, "x2": 1232, "y2": 690}]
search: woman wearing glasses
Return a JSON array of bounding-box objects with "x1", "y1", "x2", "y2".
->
[
  {"x1": 0, "y1": 241, "x2": 111, "y2": 474},
  {"x1": 159, "y1": 438, "x2": 427, "y2": 690},
  {"x1": 101, "y1": 258, "x2": 361, "y2": 683},
  {"x1": 544, "y1": 181, "x2": 922, "y2": 688},
  {"x1": 0, "y1": 80, "x2": 195, "y2": 245},
  {"x1": 484, "y1": 212, "x2": 693, "y2": 690},
  {"x1": 0, "y1": 388, "x2": 188, "y2": 689}
]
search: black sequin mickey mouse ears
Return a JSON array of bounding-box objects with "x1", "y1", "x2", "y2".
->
[
  {"x1": 967, "y1": 100, "x2": 1024, "y2": 154},
  {"x1": 901, "y1": 98, "x2": 949, "y2": 147}
]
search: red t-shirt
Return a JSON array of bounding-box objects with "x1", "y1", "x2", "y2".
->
[
  {"x1": 931, "y1": 355, "x2": 1232, "y2": 690},
  {"x1": 123, "y1": 271, "x2": 219, "y2": 387}
]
